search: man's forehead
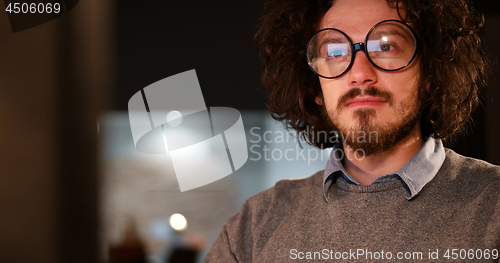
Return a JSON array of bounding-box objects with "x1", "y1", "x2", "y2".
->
[{"x1": 319, "y1": 0, "x2": 402, "y2": 38}]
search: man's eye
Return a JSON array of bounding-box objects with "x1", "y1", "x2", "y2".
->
[
  {"x1": 367, "y1": 40, "x2": 397, "y2": 53},
  {"x1": 379, "y1": 43, "x2": 394, "y2": 51},
  {"x1": 327, "y1": 49, "x2": 347, "y2": 58},
  {"x1": 326, "y1": 43, "x2": 349, "y2": 58}
]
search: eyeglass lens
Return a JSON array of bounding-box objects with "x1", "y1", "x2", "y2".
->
[{"x1": 307, "y1": 21, "x2": 416, "y2": 78}]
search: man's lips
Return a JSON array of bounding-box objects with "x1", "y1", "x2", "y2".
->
[{"x1": 345, "y1": 96, "x2": 387, "y2": 108}]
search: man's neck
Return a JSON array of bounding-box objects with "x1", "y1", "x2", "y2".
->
[{"x1": 342, "y1": 125, "x2": 424, "y2": 185}]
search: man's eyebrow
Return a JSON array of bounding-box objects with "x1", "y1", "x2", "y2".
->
[{"x1": 320, "y1": 37, "x2": 347, "y2": 45}]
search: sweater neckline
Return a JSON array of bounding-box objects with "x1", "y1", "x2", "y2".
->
[{"x1": 335, "y1": 175, "x2": 406, "y2": 193}]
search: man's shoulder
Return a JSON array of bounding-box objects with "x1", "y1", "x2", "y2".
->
[
  {"x1": 222, "y1": 170, "x2": 324, "y2": 232},
  {"x1": 213, "y1": 171, "x2": 325, "y2": 261},
  {"x1": 444, "y1": 148, "x2": 500, "y2": 177},
  {"x1": 438, "y1": 148, "x2": 500, "y2": 192}
]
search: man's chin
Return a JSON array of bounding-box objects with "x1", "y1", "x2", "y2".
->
[
  {"x1": 339, "y1": 118, "x2": 420, "y2": 158},
  {"x1": 344, "y1": 140, "x2": 386, "y2": 158},
  {"x1": 339, "y1": 127, "x2": 384, "y2": 157}
]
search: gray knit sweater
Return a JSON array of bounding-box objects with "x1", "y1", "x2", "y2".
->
[{"x1": 205, "y1": 149, "x2": 500, "y2": 262}]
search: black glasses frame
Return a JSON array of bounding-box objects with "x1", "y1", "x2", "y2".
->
[{"x1": 306, "y1": 19, "x2": 419, "y2": 79}]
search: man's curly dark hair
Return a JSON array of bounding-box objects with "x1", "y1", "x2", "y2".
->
[{"x1": 255, "y1": 0, "x2": 489, "y2": 149}]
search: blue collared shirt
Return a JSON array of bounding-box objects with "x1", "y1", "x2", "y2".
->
[{"x1": 322, "y1": 136, "x2": 446, "y2": 202}]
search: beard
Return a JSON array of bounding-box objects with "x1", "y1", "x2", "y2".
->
[{"x1": 322, "y1": 86, "x2": 421, "y2": 157}]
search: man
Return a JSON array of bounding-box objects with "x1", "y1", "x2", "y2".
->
[{"x1": 205, "y1": 0, "x2": 500, "y2": 261}]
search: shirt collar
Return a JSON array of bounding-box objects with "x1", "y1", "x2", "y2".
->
[{"x1": 322, "y1": 136, "x2": 446, "y2": 202}]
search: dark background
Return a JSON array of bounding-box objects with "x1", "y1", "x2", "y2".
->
[{"x1": 115, "y1": 0, "x2": 265, "y2": 111}]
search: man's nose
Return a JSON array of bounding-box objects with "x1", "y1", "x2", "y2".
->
[{"x1": 347, "y1": 51, "x2": 378, "y2": 87}]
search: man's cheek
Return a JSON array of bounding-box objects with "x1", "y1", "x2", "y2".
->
[{"x1": 323, "y1": 95, "x2": 341, "y2": 110}]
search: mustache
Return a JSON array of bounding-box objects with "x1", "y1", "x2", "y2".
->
[{"x1": 336, "y1": 86, "x2": 394, "y2": 111}]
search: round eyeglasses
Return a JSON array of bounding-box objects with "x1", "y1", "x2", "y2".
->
[{"x1": 306, "y1": 20, "x2": 418, "y2": 79}]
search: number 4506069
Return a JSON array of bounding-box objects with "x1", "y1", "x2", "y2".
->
[{"x1": 6, "y1": 3, "x2": 61, "y2": 14}]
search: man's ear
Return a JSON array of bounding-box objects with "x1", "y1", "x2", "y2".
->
[{"x1": 315, "y1": 95, "x2": 324, "y2": 105}]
